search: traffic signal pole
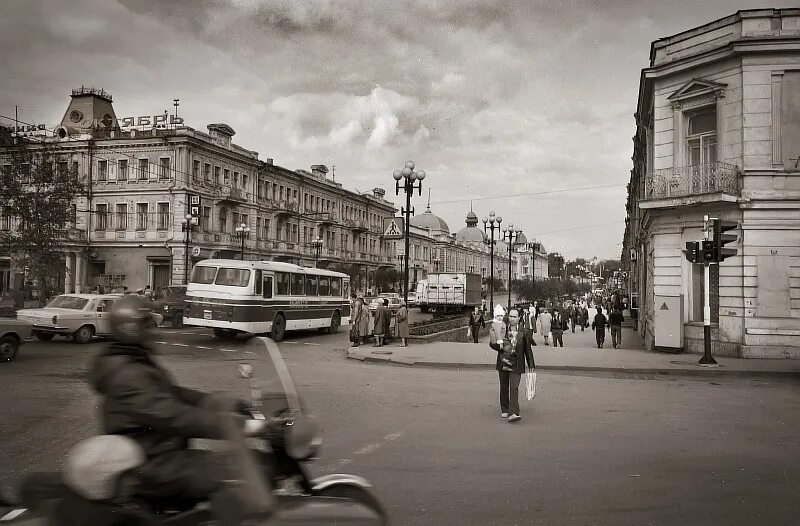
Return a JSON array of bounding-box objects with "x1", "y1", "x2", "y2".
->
[{"x1": 699, "y1": 214, "x2": 718, "y2": 367}]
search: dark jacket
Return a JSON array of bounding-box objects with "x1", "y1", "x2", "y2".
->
[
  {"x1": 91, "y1": 343, "x2": 225, "y2": 458},
  {"x1": 551, "y1": 314, "x2": 568, "y2": 332},
  {"x1": 609, "y1": 310, "x2": 624, "y2": 326},
  {"x1": 374, "y1": 305, "x2": 388, "y2": 336},
  {"x1": 469, "y1": 311, "x2": 485, "y2": 328},
  {"x1": 592, "y1": 312, "x2": 608, "y2": 331},
  {"x1": 489, "y1": 324, "x2": 536, "y2": 373}
]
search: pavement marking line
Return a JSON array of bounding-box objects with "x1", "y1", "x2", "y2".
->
[
  {"x1": 353, "y1": 443, "x2": 381, "y2": 455},
  {"x1": 384, "y1": 431, "x2": 405, "y2": 441},
  {"x1": 283, "y1": 341, "x2": 300, "y2": 345},
  {"x1": 220, "y1": 349, "x2": 237, "y2": 353},
  {"x1": 172, "y1": 343, "x2": 189, "y2": 347},
  {"x1": 302, "y1": 342, "x2": 321, "y2": 346},
  {"x1": 154, "y1": 341, "x2": 169, "y2": 345},
  {"x1": 197, "y1": 346, "x2": 212, "y2": 350}
]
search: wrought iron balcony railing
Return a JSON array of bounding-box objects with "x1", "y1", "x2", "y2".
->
[{"x1": 644, "y1": 162, "x2": 739, "y2": 200}]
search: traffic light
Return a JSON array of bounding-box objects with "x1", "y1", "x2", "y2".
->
[
  {"x1": 701, "y1": 240, "x2": 716, "y2": 262},
  {"x1": 683, "y1": 241, "x2": 700, "y2": 263},
  {"x1": 713, "y1": 219, "x2": 738, "y2": 262}
]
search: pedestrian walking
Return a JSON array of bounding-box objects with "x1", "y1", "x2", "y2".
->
[
  {"x1": 526, "y1": 305, "x2": 538, "y2": 332},
  {"x1": 396, "y1": 301, "x2": 409, "y2": 347},
  {"x1": 550, "y1": 308, "x2": 567, "y2": 348},
  {"x1": 580, "y1": 304, "x2": 589, "y2": 331},
  {"x1": 468, "y1": 306, "x2": 485, "y2": 344},
  {"x1": 489, "y1": 306, "x2": 535, "y2": 423},
  {"x1": 568, "y1": 302, "x2": 578, "y2": 333},
  {"x1": 350, "y1": 294, "x2": 369, "y2": 348},
  {"x1": 591, "y1": 307, "x2": 608, "y2": 348},
  {"x1": 373, "y1": 300, "x2": 388, "y2": 347},
  {"x1": 537, "y1": 308, "x2": 552, "y2": 346},
  {"x1": 609, "y1": 306, "x2": 624, "y2": 348}
]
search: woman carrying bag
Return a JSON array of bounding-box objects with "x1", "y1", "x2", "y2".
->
[
  {"x1": 396, "y1": 300, "x2": 409, "y2": 347},
  {"x1": 489, "y1": 306, "x2": 535, "y2": 423}
]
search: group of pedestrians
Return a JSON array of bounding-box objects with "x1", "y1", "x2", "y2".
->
[{"x1": 348, "y1": 293, "x2": 409, "y2": 348}]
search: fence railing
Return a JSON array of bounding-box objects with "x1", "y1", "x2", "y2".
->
[{"x1": 644, "y1": 162, "x2": 739, "y2": 200}]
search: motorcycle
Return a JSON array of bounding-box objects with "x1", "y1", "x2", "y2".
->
[{"x1": 0, "y1": 337, "x2": 387, "y2": 525}]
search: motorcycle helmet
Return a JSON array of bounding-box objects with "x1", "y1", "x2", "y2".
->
[
  {"x1": 62, "y1": 435, "x2": 145, "y2": 501},
  {"x1": 109, "y1": 294, "x2": 153, "y2": 344}
]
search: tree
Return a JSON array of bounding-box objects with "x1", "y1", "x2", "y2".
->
[
  {"x1": 482, "y1": 276, "x2": 504, "y2": 292},
  {"x1": 0, "y1": 140, "x2": 84, "y2": 300},
  {"x1": 374, "y1": 267, "x2": 400, "y2": 292},
  {"x1": 330, "y1": 262, "x2": 363, "y2": 292}
]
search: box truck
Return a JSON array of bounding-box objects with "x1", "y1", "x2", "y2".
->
[{"x1": 415, "y1": 273, "x2": 482, "y2": 313}]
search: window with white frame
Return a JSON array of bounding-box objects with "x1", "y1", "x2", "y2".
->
[
  {"x1": 98, "y1": 160, "x2": 107, "y2": 181},
  {"x1": 157, "y1": 202, "x2": 170, "y2": 229},
  {"x1": 138, "y1": 159, "x2": 148, "y2": 180},
  {"x1": 224, "y1": 169, "x2": 230, "y2": 186},
  {"x1": 202, "y1": 206, "x2": 211, "y2": 232},
  {"x1": 192, "y1": 160, "x2": 200, "y2": 180},
  {"x1": 116, "y1": 203, "x2": 128, "y2": 230},
  {"x1": 159, "y1": 158, "x2": 170, "y2": 179},
  {"x1": 686, "y1": 108, "x2": 717, "y2": 167},
  {"x1": 119, "y1": 159, "x2": 129, "y2": 180},
  {"x1": 136, "y1": 203, "x2": 148, "y2": 230},
  {"x1": 95, "y1": 203, "x2": 108, "y2": 230}
]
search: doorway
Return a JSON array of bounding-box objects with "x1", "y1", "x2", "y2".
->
[{"x1": 152, "y1": 264, "x2": 171, "y2": 289}]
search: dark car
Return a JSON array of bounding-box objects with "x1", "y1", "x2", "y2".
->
[
  {"x1": 153, "y1": 286, "x2": 187, "y2": 328},
  {"x1": 0, "y1": 318, "x2": 33, "y2": 362}
]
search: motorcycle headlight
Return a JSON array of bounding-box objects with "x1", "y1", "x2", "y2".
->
[{"x1": 163, "y1": 305, "x2": 169, "y2": 311}]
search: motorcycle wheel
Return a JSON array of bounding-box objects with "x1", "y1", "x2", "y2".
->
[{"x1": 315, "y1": 484, "x2": 387, "y2": 523}]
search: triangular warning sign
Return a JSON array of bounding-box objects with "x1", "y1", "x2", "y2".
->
[
  {"x1": 384, "y1": 219, "x2": 401, "y2": 237},
  {"x1": 660, "y1": 302, "x2": 669, "y2": 311}
]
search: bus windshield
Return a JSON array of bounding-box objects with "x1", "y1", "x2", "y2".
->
[
  {"x1": 191, "y1": 266, "x2": 217, "y2": 284},
  {"x1": 215, "y1": 268, "x2": 251, "y2": 287}
]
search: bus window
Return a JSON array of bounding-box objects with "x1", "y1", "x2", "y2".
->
[
  {"x1": 305, "y1": 274, "x2": 318, "y2": 296},
  {"x1": 319, "y1": 276, "x2": 330, "y2": 296},
  {"x1": 343, "y1": 280, "x2": 350, "y2": 298},
  {"x1": 262, "y1": 276, "x2": 273, "y2": 298},
  {"x1": 275, "y1": 272, "x2": 289, "y2": 295},
  {"x1": 290, "y1": 273, "x2": 305, "y2": 295},
  {"x1": 330, "y1": 277, "x2": 341, "y2": 297},
  {"x1": 215, "y1": 268, "x2": 251, "y2": 287},
  {"x1": 190, "y1": 266, "x2": 217, "y2": 284},
  {"x1": 254, "y1": 270, "x2": 262, "y2": 295}
]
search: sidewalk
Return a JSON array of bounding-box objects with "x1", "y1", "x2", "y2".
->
[{"x1": 347, "y1": 328, "x2": 800, "y2": 378}]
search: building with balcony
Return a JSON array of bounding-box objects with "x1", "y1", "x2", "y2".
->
[{"x1": 623, "y1": 9, "x2": 800, "y2": 358}]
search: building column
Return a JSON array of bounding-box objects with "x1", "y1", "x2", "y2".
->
[
  {"x1": 74, "y1": 253, "x2": 85, "y2": 293},
  {"x1": 64, "y1": 252, "x2": 74, "y2": 294}
]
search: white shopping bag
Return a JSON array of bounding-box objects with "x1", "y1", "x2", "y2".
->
[{"x1": 525, "y1": 371, "x2": 537, "y2": 401}]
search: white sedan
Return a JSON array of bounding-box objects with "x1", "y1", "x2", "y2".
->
[{"x1": 16, "y1": 294, "x2": 163, "y2": 344}]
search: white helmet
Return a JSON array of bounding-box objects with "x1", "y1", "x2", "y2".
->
[{"x1": 63, "y1": 435, "x2": 145, "y2": 501}]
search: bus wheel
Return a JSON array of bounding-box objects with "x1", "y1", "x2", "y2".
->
[
  {"x1": 270, "y1": 314, "x2": 286, "y2": 342},
  {"x1": 327, "y1": 311, "x2": 341, "y2": 334}
]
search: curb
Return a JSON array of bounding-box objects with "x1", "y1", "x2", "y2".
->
[{"x1": 345, "y1": 350, "x2": 800, "y2": 379}]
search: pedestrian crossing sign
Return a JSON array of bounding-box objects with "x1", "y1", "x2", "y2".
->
[{"x1": 383, "y1": 217, "x2": 404, "y2": 239}]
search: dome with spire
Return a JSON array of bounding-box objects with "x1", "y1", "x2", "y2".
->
[
  {"x1": 455, "y1": 208, "x2": 488, "y2": 244},
  {"x1": 410, "y1": 195, "x2": 450, "y2": 235}
]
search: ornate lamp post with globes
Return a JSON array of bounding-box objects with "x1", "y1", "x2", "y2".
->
[
  {"x1": 392, "y1": 161, "x2": 426, "y2": 306},
  {"x1": 179, "y1": 213, "x2": 198, "y2": 284},
  {"x1": 235, "y1": 222, "x2": 250, "y2": 260},
  {"x1": 482, "y1": 211, "x2": 502, "y2": 314},
  {"x1": 501, "y1": 223, "x2": 523, "y2": 311}
]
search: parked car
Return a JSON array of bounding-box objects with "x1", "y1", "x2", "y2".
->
[
  {"x1": 16, "y1": 294, "x2": 163, "y2": 344},
  {"x1": 369, "y1": 296, "x2": 404, "y2": 314},
  {"x1": 0, "y1": 318, "x2": 33, "y2": 362},
  {"x1": 153, "y1": 285, "x2": 187, "y2": 328}
]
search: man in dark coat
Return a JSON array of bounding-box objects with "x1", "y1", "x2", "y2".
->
[
  {"x1": 591, "y1": 306, "x2": 608, "y2": 349},
  {"x1": 550, "y1": 308, "x2": 567, "y2": 348},
  {"x1": 468, "y1": 306, "x2": 485, "y2": 344},
  {"x1": 90, "y1": 295, "x2": 265, "y2": 506},
  {"x1": 373, "y1": 300, "x2": 388, "y2": 347},
  {"x1": 489, "y1": 307, "x2": 535, "y2": 422}
]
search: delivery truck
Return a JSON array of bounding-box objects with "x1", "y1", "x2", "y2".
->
[{"x1": 415, "y1": 272, "x2": 482, "y2": 313}]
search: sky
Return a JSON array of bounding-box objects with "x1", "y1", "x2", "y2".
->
[{"x1": 0, "y1": 0, "x2": 770, "y2": 260}]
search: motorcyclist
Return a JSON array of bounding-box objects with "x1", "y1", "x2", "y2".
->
[{"x1": 89, "y1": 294, "x2": 269, "y2": 512}]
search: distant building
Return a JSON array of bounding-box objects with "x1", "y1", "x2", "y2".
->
[{"x1": 623, "y1": 9, "x2": 800, "y2": 358}]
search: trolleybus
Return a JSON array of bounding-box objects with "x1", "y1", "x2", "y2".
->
[{"x1": 183, "y1": 259, "x2": 350, "y2": 341}]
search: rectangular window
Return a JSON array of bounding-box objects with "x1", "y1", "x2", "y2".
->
[
  {"x1": 203, "y1": 163, "x2": 211, "y2": 183},
  {"x1": 190, "y1": 266, "x2": 217, "y2": 284},
  {"x1": 116, "y1": 203, "x2": 128, "y2": 230},
  {"x1": 686, "y1": 108, "x2": 717, "y2": 167},
  {"x1": 318, "y1": 276, "x2": 330, "y2": 296},
  {"x1": 262, "y1": 276, "x2": 273, "y2": 298},
  {"x1": 214, "y1": 166, "x2": 220, "y2": 186},
  {"x1": 263, "y1": 219, "x2": 270, "y2": 240},
  {"x1": 118, "y1": 160, "x2": 128, "y2": 181},
  {"x1": 70, "y1": 203, "x2": 77, "y2": 227},
  {"x1": 57, "y1": 162, "x2": 68, "y2": 179},
  {"x1": 240, "y1": 214, "x2": 248, "y2": 229},
  {"x1": 71, "y1": 161, "x2": 79, "y2": 183},
  {"x1": 280, "y1": 185, "x2": 284, "y2": 201},
  {"x1": 255, "y1": 270, "x2": 262, "y2": 295},
  {"x1": 136, "y1": 203, "x2": 148, "y2": 230},
  {"x1": 214, "y1": 268, "x2": 250, "y2": 287},
  {"x1": 1, "y1": 207, "x2": 11, "y2": 230},
  {"x1": 159, "y1": 158, "x2": 170, "y2": 179},
  {"x1": 305, "y1": 274, "x2": 318, "y2": 296},
  {"x1": 275, "y1": 272, "x2": 289, "y2": 295},
  {"x1": 290, "y1": 273, "x2": 305, "y2": 295},
  {"x1": 331, "y1": 277, "x2": 341, "y2": 297},
  {"x1": 98, "y1": 160, "x2": 107, "y2": 181},
  {"x1": 243, "y1": 174, "x2": 248, "y2": 190},
  {"x1": 201, "y1": 206, "x2": 211, "y2": 231},
  {"x1": 256, "y1": 217, "x2": 262, "y2": 240},
  {"x1": 192, "y1": 160, "x2": 200, "y2": 180},
  {"x1": 95, "y1": 204, "x2": 108, "y2": 230},
  {"x1": 157, "y1": 202, "x2": 169, "y2": 230},
  {"x1": 224, "y1": 169, "x2": 230, "y2": 186},
  {"x1": 233, "y1": 172, "x2": 239, "y2": 187},
  {"x1": 138, "y1": 159, "x2": 148, "y2": 180},
  {"x1": 232, "y1": 212, "x2": 239, "y2": 228}
]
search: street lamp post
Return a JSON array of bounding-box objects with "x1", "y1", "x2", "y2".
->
[
  {"x1": 482, "y1": 211, "x2": 502, "y2": 314},
  {"x1": 392, "y1": 161, "x2": 426, "y2": 306},
  {"x1": 311, "y1": 237, "x2": 324, "y2": 268},
  {"x1": 179, "y1": 214, "x2": 198, "y2": 284},
  {"x1": 501, "y1": 223, "x2": 523, "y2": 311},
  {"x1": 235, "y1": 222, "x2": 250, "y2": 260}
]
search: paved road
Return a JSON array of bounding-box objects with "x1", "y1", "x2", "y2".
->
[{"x1": 2, "y1": 327, "x2": 798, "y2": 525}]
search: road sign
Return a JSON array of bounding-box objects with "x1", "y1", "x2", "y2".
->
[
  {"x1": 383, "y1": 216, "x2": 405, "y2": 239},
  {"x1": 189, "y1": 194, "x2": 202, "y2": 218},
  {"x1": 191, "y1": 246, "x2": 200, "y2": 257}
]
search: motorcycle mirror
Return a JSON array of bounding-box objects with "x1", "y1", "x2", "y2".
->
[{"x1": 237, "y1": 363, "x2": 254, "y2": 379}]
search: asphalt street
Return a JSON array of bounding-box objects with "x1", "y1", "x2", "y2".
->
[{"x1": 1, "y1": 325, "x2": 798, "y2": 525}]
